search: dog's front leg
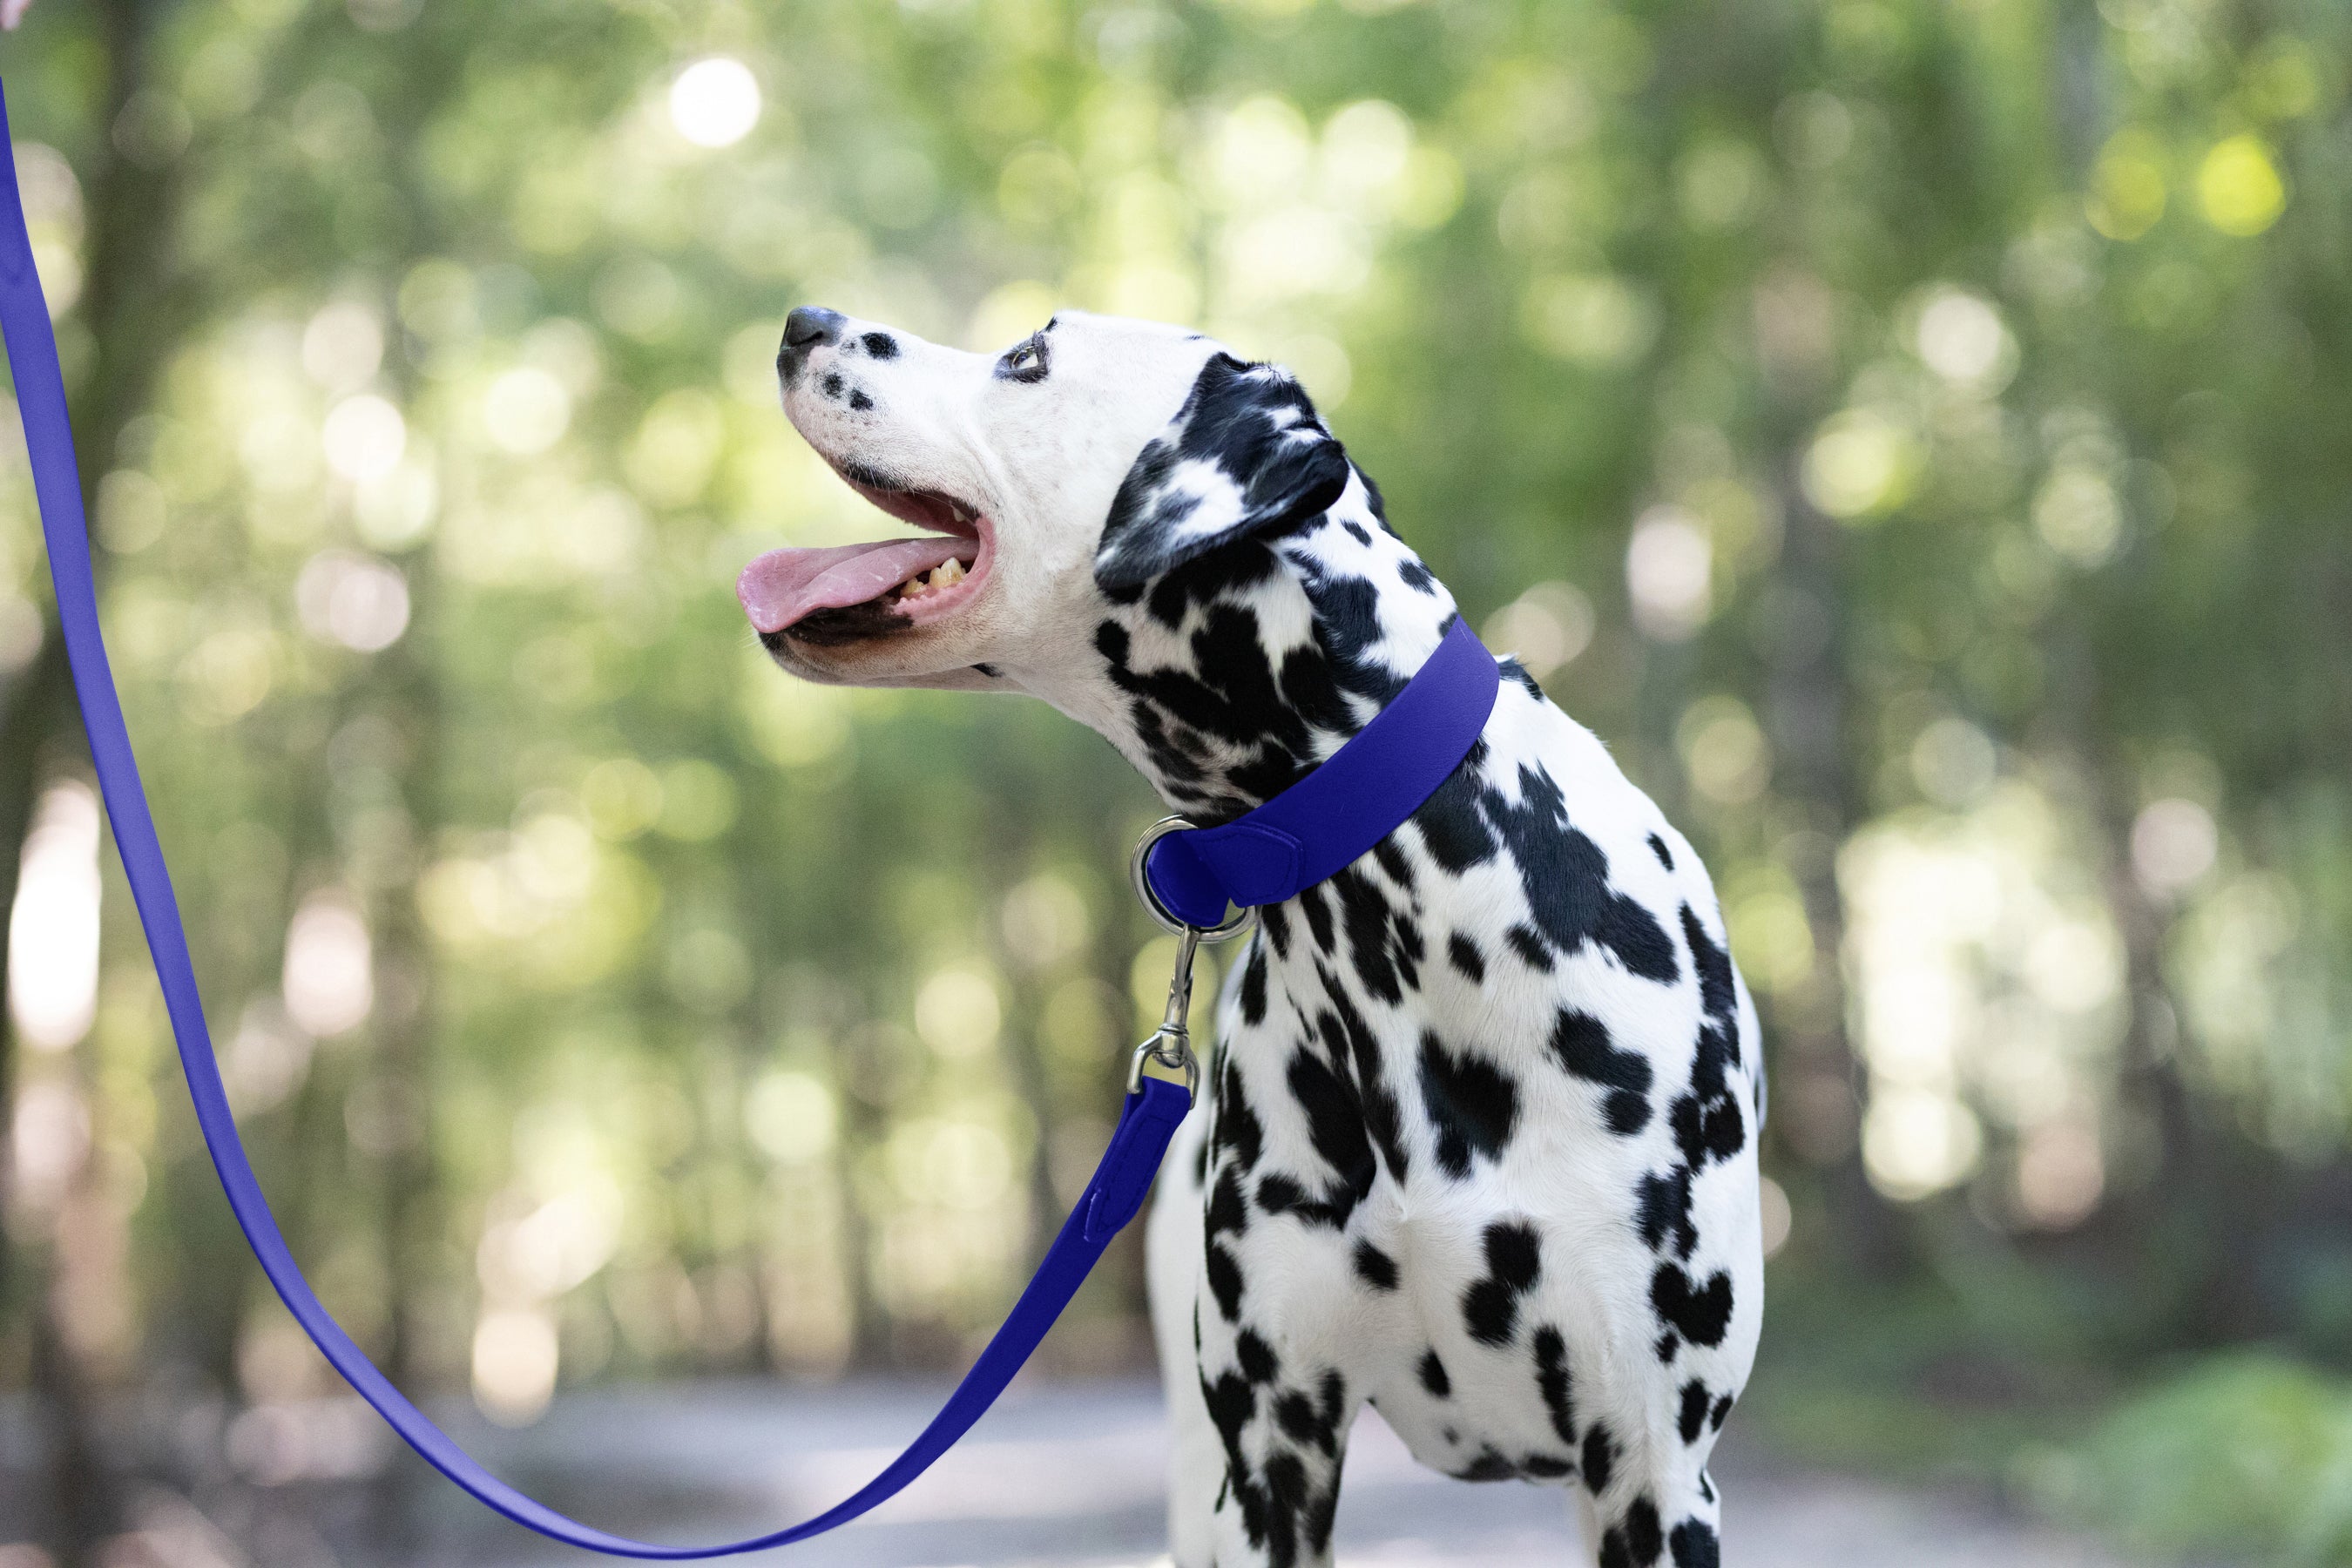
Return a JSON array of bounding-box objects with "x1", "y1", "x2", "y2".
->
[
  {"x1": 1192, "y1": 1272, "x2": 1356, "y2": 1568},
  {"x1": 1148, "y1": 1110, "x2": 1359, "y2": 1568}
]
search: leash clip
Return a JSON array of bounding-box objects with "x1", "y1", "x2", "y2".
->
[
  {"x1": 1127, "y1": 818, "x2": 1256, "y2": 1098},
  {"x1": 1127, "y1": 922, "x2": 1207, "y2": 1098}
]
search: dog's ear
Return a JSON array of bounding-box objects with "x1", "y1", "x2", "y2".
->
[{"x1": 1093, "y1": 354, "x2": 1352, "y2": 591}]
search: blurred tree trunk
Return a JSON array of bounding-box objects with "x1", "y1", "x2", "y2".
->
[
  {"x1": 0, "y1": 642, "x2": 95, "y2": 1554},
  {"x1": 0, "y1": 0, "x2": 199, "y2": 1556},
  {"x1": 2093, "y1": 772, "x2": 2201, "y2": 1201},
  {"x1": 0, "y1": 643, "x2": 68, "y2": 1263},
  {"x1": 359, "y1": 601, "x2": 443, "y2": 1561},
  {"x1": 1762, "y1": 449, "x2": 1906, "y2": 1280}
]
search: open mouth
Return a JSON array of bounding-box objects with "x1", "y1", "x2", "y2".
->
[{"x1": 737, "y1": 467, "x2": 990, "y2": 646}]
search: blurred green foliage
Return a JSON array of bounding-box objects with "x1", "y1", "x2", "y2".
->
[
  {"x1": 0, "y1": 0, "x2": 2347, "y2": 1557},
  {"x1": 2038, "y1": 1355, "x2": 2352, "y2": 1563}
]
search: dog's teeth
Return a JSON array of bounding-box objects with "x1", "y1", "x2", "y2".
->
[{"x1": 895, "y1": 561, "x2": 966, "y2": 603}]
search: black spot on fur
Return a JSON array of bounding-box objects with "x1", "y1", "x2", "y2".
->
[
  {"x1": 1398, "y1": 558, "x2": 1436, "y2": 593},
  {"x1": 1456, "y1": 1447, "x2": 1519, "y2": 1482},
  {"x1": 1412, "y1": 748, "x2": 1498, "y2": 873},
  {"x1": 1145, "y1": 538, "x2": 1285, "y2": 632},
  {"x1": 1240, "y1": 942, "x2": 1270, "y2": 1026},
  {"x1": 1392, "y1": 912, "x2": 1425, "y2": 990},
  {"x1": 1498, "y1": 657, "x2": 1545, "y2": 700},
  {"x1": 1446, "y1": 932, "x2": 1485, "y2": 983},
  {"x1": 1316, "y1": 982, "x2": 1412, "y2": 1186},
  {"x1": 848, "y1": 389, "x2": 874, "y2": 411},
  {"x1": 1504, "y1": 923, "x2": 1555, "y2": 971},
  {"x1": 1206, "y1": 1244, "x2": 1244, "y2": 1321},
  {"x1": 1204, "y1": 1369, "x2": 1255, "y2": 1443},
  {"x1": 1670, "y1": 1025, "x2": 1746, "y2": 1171},
  {"x1": 859, "y1": 331, "x2": 898, "y2": 359},
  {"x1": 1601, "y1": 1497, "x2": 1664, "y2": 1568},
  {"x1": 1275, "y1": 1389, "x2": 1330, "y2": 1450},
  {"x1": 1483, "y1": 765, "x2": 1680, "y2": 983},
  {"x1": 1295, "y1": 566, "x2": 1408, "y2": 706},
  {"x1": 1678, "y1": 1381, "x2": 1711, "y2": 1443},
  {"x1": 1637, "y1": 1168, "x2": 1699, "y2": 1259},
  {"x1": 1418, "y1": 1348, "x2": 1451, "y2": 1397},
  {"x1": 1371, "y1": 835, "x2": 1416, "y2": 891},
  {"x1": 971, "y1": 661, "x2": 999, "y2": 677},
  {"x1": 1343, "y1": 519, "x2": 1372, "y2": 545},
  {"x1": 1261, "y1": 901, "x2": 1293, "y2": 960},
  {"x1": 1206, "y1": 1166, "x2": 1249, "y2": 1241},
  {"x1": 1237, "y1": 1328, "x2": 1280, "y2": 1382},
  {"x1": 1670, "y1": 1519, "x2": 1721, "y2": 1568},
  {"x1": 1649, "y1": 832, "x2": 1674, "y2": 870},
  {"x1": 1681, "y1": 904, "x2": 1738, "y2": 1037},
  {"x1": 1533, "y1": 1326, "x2": 1578, "y2": 1446},
  {"x1": 1651, "y1": 1265, "x2": 1735, "y2": 1349},
  {"x1": 1419, "y1": 1031, "x2": 1520, "y2": 1178},
  {"x1": 1462, "y1": 1220, "x2": 1541, "y2": 1346},
  {"x1": 1213, "y1": 1057, "x2": 1265, "y2": 1173},
  {"x1": 1524, "y1": 1452, "x2": 1575, "y2": 1478},
  {"x1": 1581, "y1": 1423, "x2": 1615, "y2": 1495},
  {"x1": 1298, "y1": 882, "x2": 1336, "y2": 955},
  {"x1": 1255, "y1": 1173, "x2": 1308, "y2": 1214},
  {"x1": 1549, "y1": 1010, "x2": 1652, "y2": 1135},
  {"x1": 1286, "y1": 1048, "x2": 1375, "y2": 1227},
  {"x1": 1709, "y1": 1392, "x2": 1734, "y2": 1431},
  {"x1": 1352, "y1": 1240, "x2": 1400, "y2": 1291},
  {"x1": 1670, "y1": 907, "x2": 1752, "y2": 1173},
  {"x1": 1332, "y1": 867, "x2": 1406, "y2": 1004},
  {"x1": 821, "y1": 372, "x2": 843, "y2": 397}
]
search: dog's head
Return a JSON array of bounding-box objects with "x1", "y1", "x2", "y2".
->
[{"x1": 740, "y1": 308, "x2": 1352, "y2": 693}]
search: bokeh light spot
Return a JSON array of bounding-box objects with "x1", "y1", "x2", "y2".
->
[{"x1": 669, "y1": 57, "x2": 762, "y2": 149}]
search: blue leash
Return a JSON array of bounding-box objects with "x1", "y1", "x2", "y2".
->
[{"x1": 0, "y1": 75, "x2": 1497, "y2": 1555}]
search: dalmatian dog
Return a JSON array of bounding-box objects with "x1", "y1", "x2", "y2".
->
[{"x1": 742, "y1": 306, "x2": 1766, "y2": 1568}]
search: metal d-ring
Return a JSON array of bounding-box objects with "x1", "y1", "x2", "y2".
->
[{"x1": 1130, "y1": 815, "x2": 1256, "y2": 942}]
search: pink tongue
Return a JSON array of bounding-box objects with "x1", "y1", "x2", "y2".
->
[{"x1": 736, "y1": 537, "x2": 973, "y2": 634}]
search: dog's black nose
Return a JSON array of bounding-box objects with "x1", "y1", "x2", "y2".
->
[
  {"x1": 784, "y1": 306, "x2": 843, "y2": 349},
  {"x1": 778, "y1": 307, "x2": 845, "y2": 383},
  {"x1": 778, "y1": 307, "x2": 844, "y2": 382}
]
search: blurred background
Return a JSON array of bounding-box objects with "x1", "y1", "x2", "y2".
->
[{"x1": 0, "y1": 0, "x2": 2345, "y2": 1563}]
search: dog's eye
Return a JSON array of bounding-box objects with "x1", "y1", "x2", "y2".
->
[{"x1": 997, "y1": 334, "x2": 1050, "y2": 383}]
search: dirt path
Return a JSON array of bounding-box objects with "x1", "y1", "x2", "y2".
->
[{"x1": 377, "y1": 1381, "x2": 2139, "y2": 1568}]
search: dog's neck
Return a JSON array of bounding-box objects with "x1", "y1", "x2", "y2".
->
[{"x1": 1064, "y1": 469, "x2": 1463, "y2": 823}]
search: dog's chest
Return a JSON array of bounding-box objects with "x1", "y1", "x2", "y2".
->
[{"x1": 1196, "y1": 690, "x2": 1753, "y2": 1473}]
